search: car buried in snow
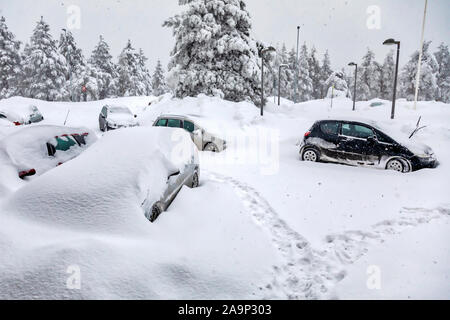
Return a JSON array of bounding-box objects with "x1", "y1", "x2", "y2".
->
[
  {"x1": 299, "y1": 119, "x2": 437, "y2": 173},
  {"x1": 153, "y1": 114, "x2": 227, "y2": 153},
  {"x1": 99, "y1": 105, "x2": 139, "y2": 132},
  {"x1": 0, "y1": 125, "x2": 97, "y2": 179},
  {"x1": 0, "y1": 105, "x2": 44, "y2": 126}
]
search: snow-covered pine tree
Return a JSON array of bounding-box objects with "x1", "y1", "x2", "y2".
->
[
  {"x1": 58, "y1": 29, "x2": 85, "y2": 79},
  {"x1": 297, "y1": 43, "x2": 313, "y2": 102},
  {"x1": 117, "y1": 40, "x2": 148, "y2": 97},
  {"x1": 67, "y1": 64, "x2": 100, "y2": 102},
  {"x1": 287, "y1": 47, "x2": 298, "y2": 101},
  {"x1": 399, "y1": 41, "x2": 438, "y2": 101},
  {"x1": 0, "y1": 16, "x2": 22, "y2": 98},
  {"x1": 272, "y1": 43, "x2": 292, "y2": 101},
  {"x1": 378, "y1": 50, "x2": 395, "y2": 100},
  {"x1": 357, "y1": 48, "x2": 379, "y2": 100},
  {"x1": 20, "y1": 17, "x2": 69, "y2": 101},
  {"x1": 164, "y1": 0, "x2": 262, "y2": 105},
  {"x1": 89, "y1": 35, "x2": 118, "y2": 99},
  {"x1": 137, "y1": 48, "x2": 152, "y2": 96},
  {"x1": 308, "y1": 46, "x2": 322, "y2": 99},
  {"x1": 152, "y1": 60, "x2": 169, "y2": 96},
  {"x1": 434, "y1": 43, "x2": 450, "y2": 103},
  {"x1": 319, "y1": 50, "x2": 332, "y2": 99}
]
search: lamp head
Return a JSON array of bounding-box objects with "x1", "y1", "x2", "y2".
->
[
  {"x1": 348, "y1": 62, "x2": 357, "y2": 67},
  {"x1": 383, "y1": 38, "x2": 399, "y2": 46}
]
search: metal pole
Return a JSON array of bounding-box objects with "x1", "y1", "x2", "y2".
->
[
  {"x1": 353, "y1": 65, "x2": 357, "y2": 111},
  {"x1": 392, "y1": 42, "x2": 401, "y2": 120},
  {"x1": 278, "y1": 65, "x2": 282, "y2": 106},
  {"x1": 413, "y1": 0, "x2": 428, "y2": 110},
  {"x1": 261, "y1": 55, "x2": 264, "y2": 116},
  {"x1": 294, "y1": 26, "x2": 300, "y2": 103}
]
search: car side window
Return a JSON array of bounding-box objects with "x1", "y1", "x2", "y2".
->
[
  {"x1": 376, "y1": 130, "x2": 395, "y2": 144},
  {"x1": 167, "y1": 119, "x2": 182, "y2": 128},
  {"x1": 155, "y1": 119, "x2": 168, "y2": 127},
  {"x1": 101, "y1": 107, "x2": 107, "y2": 117},
  {"x1": 342, "y1": 123, "x2": 374, "y2": 139},
  {"x1": 320, "y1": 122, "x2": 339, "y2": 135},
  {"x1": 183, "y1": 120, "x2": 195, "y2": 133}
]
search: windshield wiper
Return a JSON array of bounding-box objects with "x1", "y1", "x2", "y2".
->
[{"x1": 409, "y1": 116, "x2": 427, "y2": 139}]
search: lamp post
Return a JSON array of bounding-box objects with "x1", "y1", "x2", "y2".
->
[
  {"x1": 348, "y1": 62, "x2": 358, "y2": 111},
  {"x1": 413, "y1": 0, "x2": 428, "y2": 110},
  {"x1": 294, "y1": 26, "x2": 300, "y2": 103},
  {"x1": 260, "y1": 46, "x2": 276, "y2": 116},
  {"x1": 278, "y1": 64, "x2": 289, "y2": 106},
  {"x1": 383, "y1": 38, "x2": 401, "y2": 120}
]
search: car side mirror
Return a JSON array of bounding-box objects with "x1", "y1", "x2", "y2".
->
[
  {"x1": 193, "y1": 129, "x2": 202, "y2": 136},
  {"x1": 167, "y1": 170, "x2": 181, "y2": 181}
]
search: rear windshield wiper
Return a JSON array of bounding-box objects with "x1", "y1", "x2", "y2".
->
[{"x1": 409, "y1": 116, "x2": 427, "y2": 139}]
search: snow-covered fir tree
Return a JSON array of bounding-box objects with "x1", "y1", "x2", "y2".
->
[
  {"x1": 271, "y1": 43, "x2": 292, "y2": 100},
  {"x1": 434, "y1": 43, "x2": 450, "y2": 103},
  {"x1": 357, "y1": 48, "x2": 379, "y2": 100},
  {"x1": 287, "y1": 47, "x2": 298, "y2": 101},
  {"x1": 308, "y1": 46, "x2": 322, "y2": 99},
  {"x1": 378, "y1": 50, "x2": 395, "y2": 100},
  {"x1": 0, "y1": 16, "x2": 22, "y2": 98},
  {"x1": 117, "y1": 40, "x2": 149, "y2": 97},
  {"x1": 164, "y1": 0, "x2": 262, "y2": 105},
  {"x1": 67, "y1": 64, "x2": 101, "y2": 102},
  {"x1": 20, "y1": 17, "x2": 69, "y2": 101},
  {"x1": 152, "y1": 60, "x2": 169, "y2": 96},
  {"x1": 297, "y1": 43, "x2": 313, "y2": 102},
  {"x1": 58, "y1": 29, "x2": 85, "y2": 79},
  {"x1": 399, "y1": 41, "x2": 438, "y2": 101},
  {"x1": 137, "y1": 48, "x2": 153, "y2": 96},
  {"x1": 89, "y1": 35, "x2": 118, "y2": 99},
  {"x1": 319, "y1": 50, "x2": 333, "y2": 99}
]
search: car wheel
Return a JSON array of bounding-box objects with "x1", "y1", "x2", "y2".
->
[
  {"x1": 386, "y1": 159, "x2": 405, "y2": 173},
  {"x1": 191, "y1": 172, "x2": 199, "y2": 188},
  {"x1": 147, "y1": 203, "x2": 163, "y2": 223},
  {"x1": 302, "y1": 149, "x2": 319, "y2": 162},
  {"x1": 204, "y1": 143, "x2": 218, "y2": 153}
]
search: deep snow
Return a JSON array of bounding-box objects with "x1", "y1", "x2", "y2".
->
[{"x1": 0, "y1": 94, "x2": 449, "y2": 299}]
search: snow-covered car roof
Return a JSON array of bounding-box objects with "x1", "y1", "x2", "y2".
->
[
  {"x1": 0, "y1": 125, "x2": 97, "y2": 175},
  {"x1": 155, "y1": 114, "x2": 228, "y2": 139},
  {"x1": 4, "y1": 127, "x2": 198, "y2": 231},
  {"x1": 0, "y1": 104, "x2": 42, "y2": 123}
]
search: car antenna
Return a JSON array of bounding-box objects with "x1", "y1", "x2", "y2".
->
[{"x1": 63, "y1": 109, "x2": 70, "y2": 126}]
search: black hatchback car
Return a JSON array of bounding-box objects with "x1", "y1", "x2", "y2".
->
[{"x1": 299, "y1": 119, "x2": 437, "y2": 173}]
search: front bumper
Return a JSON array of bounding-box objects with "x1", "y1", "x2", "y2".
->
[{"x1": 411, "y1": 155, "x2": 438, "y2": 171}]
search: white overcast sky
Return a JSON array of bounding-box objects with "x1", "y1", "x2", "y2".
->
[{"x1": 0, "y1": 0, "x2": 449, "y2": 72}]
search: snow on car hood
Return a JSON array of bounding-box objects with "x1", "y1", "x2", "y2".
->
[
  {"x1": 107, "y1": 109, "x2": 137, "y2": 125},
  {"x1": 3, "y1": 127, "x2": 198, "y2": 233},
  {"x1": 0, "y1": 125, "x2": 97, "y2": 175}
]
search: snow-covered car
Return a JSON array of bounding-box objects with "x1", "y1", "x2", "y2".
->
[
  {"x1": 99, "y1": 105, "x2": 139, "y2": 131},
  {"x1": 0, "y1": 104, "x2": 44, "y2": 126},
  {"x1": 0, "y1": 125, "x2": 97, "y2": 179},
  {"x1": 153, "y1": 114, "x2": 227, "y2": 152},
  {"x1": 299, "y1": 119, "x2": 437, "y2": 172},
  {"x1": 5, "y1": 127, "x2": 199, "y2": 224}
]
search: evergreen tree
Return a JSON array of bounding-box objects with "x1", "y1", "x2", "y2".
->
[
  {"x1": 20, "y1": 17, "x2": 69, "y2": 101},
  {"x1": 399, "y1": 41, "x2": 438, "y2": 101},
  {"x1": 297, "y1": 43, "x2": 313, "y2": 102},
  {"x1": 319, "y1": 50, "x2": 332, "y2": 99},
  {"x1": 67, "y1": 64, "x2": 101, "y2": 102},
  {"x1": 434, "y1": 43, "x2": 450, "y2": 103},
  {"x1": 271, "y1": 43, "x2": 291, "y2": 100},
  {"x1": 58, "y1": 29, "x2": 85, "y2": 79},
  {"x1": 164, "y1": 0, "x2": 262, "y2": 105},
  {"x1": 287, "y1": 47, "x2": 298, "y2": 101},
  {"x1": 357, "y1": 48, "x2": 379, "y2": 100},
  {"x1": 152, "y1": 60, "x2": 169, "y2": 96},
  {"x1": 308, "y1": 46, "x2": 321, "y2": 99},
  {"x1": 137, "y1": 48, "x2": 153, "y2": 96},
  {"x1": 379, "y1": 50, "x2": 395, "y2": 100},
  {"x1": 117, "y1": 40, "x2": 146, "y2": 97},
  {"x1": 0, "y1": 16, "x2": 22, "y2": 98},
  {"x1": 89, "y1": 35, "x2": 118, "y2": 99}
]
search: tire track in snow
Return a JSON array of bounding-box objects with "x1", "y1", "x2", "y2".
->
[
  {"x1": 208, "y1": 172, "x2": 344, "y2": 300},
  {"x1": 208, "y1": 172, "x2": 450, "y2": 300}
]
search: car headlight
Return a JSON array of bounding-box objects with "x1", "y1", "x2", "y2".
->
[{"x1": 417, "y1": 153, "x2": 433, "y2": 159}]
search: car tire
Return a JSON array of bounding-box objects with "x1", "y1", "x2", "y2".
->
[
  {"x1": 204, "y1": 143, "x2": 218, "y2": 153},
  {"x1": 386, "y1": 158, "x2": 405, "y2": 173},
  {"x1": 191, "y1": 172, "x2": 199, "y2": 188},
  {"x1": 148, "y1": 203, "x2": 163, "y2": 223},
  {"x1": 301, "y1": 148, "x2": 319, "y2": 162}
]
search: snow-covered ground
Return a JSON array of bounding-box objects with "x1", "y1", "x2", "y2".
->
[{"x1": 0, "y1": 95, "x2": 449, "y2": 299}]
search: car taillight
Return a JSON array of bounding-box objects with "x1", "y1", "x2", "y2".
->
[
  {"x1": 18, "y1": 169, "x2": 36, "y2": 179},
  {"x1": 304, "y1": 131, "x2": 311, "y2": 138},
  {"x1": 14, "y1": 121, "x2": 21, "y2": 126}
]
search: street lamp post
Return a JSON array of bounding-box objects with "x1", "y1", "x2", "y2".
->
[
  {"x1": 260, "y1": 46, "x2": 276, "y2": 116},
  {"x1": 383, "y1": 38, "x2": 401, "y2": 120},
  {"x1": 278, "y1": 64, "x2": 289, "y2": 106},
  {"x1": 294, "y1": 26, "x2": 300, "y2": 103},
  {"x1": 348, "y1": 62, "x2": 358, "y2": 111}
]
